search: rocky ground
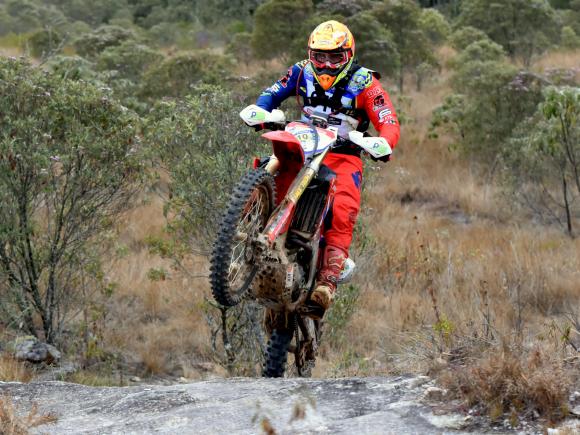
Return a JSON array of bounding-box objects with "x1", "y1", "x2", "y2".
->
[{"x1": 2, "y1": 376, "x2": 579, "y2": 434}]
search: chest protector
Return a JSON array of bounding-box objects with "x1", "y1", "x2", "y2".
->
[{"x1": 299, "y1": 63, "x2": 372, "y2": 140}]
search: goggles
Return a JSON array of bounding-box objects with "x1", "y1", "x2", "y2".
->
[{"x1": 309, "y1": 49, "x2": 349, "y2": 70}]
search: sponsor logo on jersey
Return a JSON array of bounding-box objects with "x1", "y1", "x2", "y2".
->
[
  {"x1": 366, "y1": 87, "x2": 382, "y2": 98},
  {"x1": 378, "y1": 108, "x2": 392, "y2": 120},
  {"x1": 373, "y1": 95, "x2": 385, "y2": 110}
]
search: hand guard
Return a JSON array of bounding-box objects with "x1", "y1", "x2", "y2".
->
[
  {"x1": 240, "y1": 104, "x2": 285, "y2": 128},
  {"x1": 348, "y1": 131, "x2": 392, "y2": 161}
]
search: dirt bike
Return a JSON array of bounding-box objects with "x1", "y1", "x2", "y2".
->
[{"x1": 209, "y1": 105, "x2": 392, "y2": 377}]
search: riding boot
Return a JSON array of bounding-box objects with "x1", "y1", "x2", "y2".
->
[{"x1": 310, "y1": 245, "x2": 347, "y2": 311}]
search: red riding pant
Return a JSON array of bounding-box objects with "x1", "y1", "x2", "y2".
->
[{"x1": 321, "y1": 153, "x2": 363, "y2": 257}]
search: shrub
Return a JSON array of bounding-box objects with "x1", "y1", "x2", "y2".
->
[
  {"x1": 97, "y1": 41, "x2": 163, "y2": 82},
  {"x1": 0, "y1": 58, "x2": 144, "y2": 343},
  {"x1": 432, "y1": 40, "x2": 544, "y2": 162},
  {"x1": 74, "y1": 25, "x2": 136, "y2": 59},
  {"x1": 26, "y1": 28, "x2": 64, "y2": 58},
  {"x1": 561, "y1": 26, "x2": 580, "y2": 49},
  {"x1": 345, "y1": 11, "x2": 401, "y2": 78},
  {"x1": 419, "y1": 8, "x2": 451, "y2": 46},
  {"x1": 252, "y1": 0, "x2": 314, "y2": 61},
  {"x1": 439, "y1": 347, "x2": 572, "y2": 423},
  {"x1": 139, "y1": 52, "x2": 232, "y2": 100},
  {"x1": 371, "y1": 0, "x2": 438, "y2": 92},
  {"x1": 457, "y1": 0, "x2": 559, "y2": 66},
  {"x1": 502, "y1": 86, "x2": 580, "y2": 236},
  {"x1": 225, "y1": 32, "x2": 253, "y2": 67},
  {"x1": 46, "y1": 55, "x2": 99, "y2": 82},
  {"x1": 449, "y1": 26, "x2": 490, "y2": 51},
  {"x1": 145, "y1": 85, "x2": 265, "y2": 247}
]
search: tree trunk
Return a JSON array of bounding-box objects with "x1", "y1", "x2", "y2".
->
[
  {"x1": 562, "y1": 174, "x2": 573, "y2": 237},
  {"x1": 398, "y1": 66, "x2": 404, "y2": 94}
]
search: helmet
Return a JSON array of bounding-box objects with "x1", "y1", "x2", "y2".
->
[{"x1": 308, "y1": 20, "x2": 355, "y2": 91}]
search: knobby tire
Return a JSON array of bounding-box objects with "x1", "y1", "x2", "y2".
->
[{"x1": 210, "y1": 168, "x2": 275, "y2": 307}]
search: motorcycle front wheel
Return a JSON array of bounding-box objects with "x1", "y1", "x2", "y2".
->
[{"x1": 210, "y1": 168, "x2": 276, "y2": 307}]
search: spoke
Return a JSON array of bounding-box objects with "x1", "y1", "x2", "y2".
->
[{"x1": 226, "y1": 186, "x2": 268, "y2": 289}]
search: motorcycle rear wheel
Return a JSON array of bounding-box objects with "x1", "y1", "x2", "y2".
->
[{"x1": 210, "y1": 169, "x2": 276, "y2": 307}]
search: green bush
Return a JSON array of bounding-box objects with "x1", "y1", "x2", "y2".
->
[
  {"x1": 371, "y1": 0, "x2": 437, "y2": 92},
  {"x1": 432, "y1": 40, "x2": 544, "y2": 161},
  {"x1": 226, "y1": 32, "x2": 253, "y2": 67},
  {"x1": 502, "y1": 87, "x2": 580, "y2": 236},
  {"x1": 561, "y1": 26, "x2": 580, "y2": 48},
  {"x1": 26, "y1": 28, "x2": 64, "y2": 58},
  {"x1": 457, "y1": 0, "x2": 559, "y2": 65},
  {"x1": 346, "y1": 11, "x2": 401, "y2": 78},
  {"x1": 74, "y1": 25, "x2": 136, "y2": 59},
  {"x1": 252, "y1": 0, "x2": 314, "y2": 61},
  {"x1": 139, "y1": 52, "x2": 233, "y2": 100},
  {"x1": 2, "y1": 0, "x2": 67, "y2": 34},
  {"x1": 0, "y1": 58, "x2": 143, "y2": 342},
  {"x1": 46, "y1": 55, "x2": 99, "y2": 81},
  {"x1": 419, "y1": 8, "x2": 451, "y2": 46},
  {"x1": 145, "y1": 85, "x2": 267, "y2": 248},
  {"x1": 449, "y1": 26, "x2": 490, "y2": 51},
  {"x1": 97, "y1": 41, "x2": 163, "y2": 82}
]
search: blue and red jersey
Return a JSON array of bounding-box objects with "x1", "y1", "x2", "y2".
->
[{"x1": 257, "y1": 60, "x2": 400, "y2": 149}]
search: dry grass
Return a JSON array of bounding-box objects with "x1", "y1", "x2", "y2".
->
[
  {"x1": 439, "y1": 346, "x2": 573, "y2": 423},
  {"x1": 101, "y1": 194, "x2": 213, "y2": 377},
  {"x1": 0, "y1": 396, "x2": 57, "y2": 435},
  {"x1": 531, "y1": 49, "x2": 580, "y2": 73},
  {"x1": 0, "y1": 356, "x2": 33, "y2": 383}
]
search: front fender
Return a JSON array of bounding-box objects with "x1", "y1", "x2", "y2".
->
[{"x1": 261, "y1": 131, "x2": 305, "y2": 167}]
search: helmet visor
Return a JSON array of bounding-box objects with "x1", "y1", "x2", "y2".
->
[{"x1": 309, "y1": 50, "x2": 349, "y2": 70}]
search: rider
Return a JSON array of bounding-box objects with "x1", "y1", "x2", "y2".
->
[{"x1": 252, "y1": 20, "x2": 400, "y2": 313}]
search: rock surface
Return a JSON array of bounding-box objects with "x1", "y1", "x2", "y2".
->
[{"x1": 0, "y1": 376, "x2": 511, "y2": 435}]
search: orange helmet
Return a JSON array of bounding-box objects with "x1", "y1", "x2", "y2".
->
[{"x1": 308, "y1": 20, "x2": 356, "y2": 91}]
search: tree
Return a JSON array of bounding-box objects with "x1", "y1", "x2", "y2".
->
[
  {"x1": 97, "y1": 40, "x2": 163, "y2": 82},
  {"x1": 432, "y1": 40, "x2": 545, "y2": 161},
  {"x1": 561, "y1": 26, "x2": 580, "y2": 49},
  {"x1": 448, "y1": 25, "x2": 490, "y2": 51},
  {"x1": 139, "y1": 52, "x2": 233, "y2": 100},
  {"x1": 419, "y1": 8, "x2": 450, "y2": 45},
  {"x1": 457, "y1": 0, "x2": 559, "y2": 66},
  {"x1": 251, "y1": 0, "x2": 314, "y2": 61},
  {"x1": 345, "y1": 11, "x2": 401, "y2": 78},
  {"x1": 26, "y1": 28, "x2": 65, "y2": 59},
  {"x1": 2, "y1": 0, "x2": 67, "y2": 34},
  {"x1": 226, "y1": 32, "x2": 254, "y2": 67},
  {"x1": 315, "y1": 0, "x2": 373, "y2": 16},
  {"x1": 47, "y1": 0, "x2": 128, "y2": 26},
  {"x1": 372, "y1": 0, "x2": 438, "y2": 92},
  {"x1": 0, "y1": 58, "x2": 143, "y2": 342},
  {"x1": 74, "y1": 25, "x2": 137, "y2": 59},
  {"x1": 503, "y1": 87, "x2": 580, "y2": 236}
]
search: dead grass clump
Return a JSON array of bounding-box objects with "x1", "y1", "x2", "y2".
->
[
  {"x1": 0, "y1": 396, "x2": 57, "y2": 435},
  {"x1": 439, "y1": 347, "x2": 571, "y2": 423},
  {"x1": 0, "y1": 356, "x2": 33, "y2": 383}
]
